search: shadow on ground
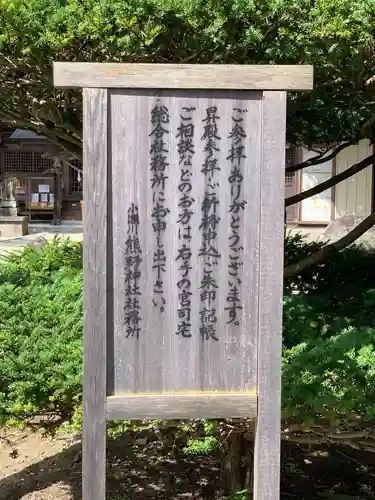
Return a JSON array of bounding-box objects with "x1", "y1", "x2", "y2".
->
[
  {"x1": 0, "y1": 434, "x2": 221, "y2": 500},
  {"x1": 1, "y1": 435, "x2": 375, "y2": 500}
]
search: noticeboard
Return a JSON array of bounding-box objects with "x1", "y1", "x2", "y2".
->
[{"x1": 54, "y1": 62, "x2": 313, "y2": 500}]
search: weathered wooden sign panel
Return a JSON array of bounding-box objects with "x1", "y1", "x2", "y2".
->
[
  {"x1": 110, "y1": 89, "x2": 261, "y2": 408},
  {"x1": 54, "y1": 62, "x2": 313, "y2": 500}
]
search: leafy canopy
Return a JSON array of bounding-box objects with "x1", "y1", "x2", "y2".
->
[{"x1": 0, "y1": 0, "x2": 375, "y2": 153}]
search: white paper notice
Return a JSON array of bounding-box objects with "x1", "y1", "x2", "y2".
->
[{"x1": 38, "y1": 184, "x2": 50, "y2": 193}]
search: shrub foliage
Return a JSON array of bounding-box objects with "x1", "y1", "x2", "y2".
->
[
  {"x1": 0, "y1": 238, "x2": 83, "y2": 425},
  {"x1": 0, "y1": 235, "x2": 374, "y2": 443}
]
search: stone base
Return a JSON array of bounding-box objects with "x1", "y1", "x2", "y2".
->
[
  {"x1": 0, "y1": 216, "x2": 29, "y2": 238},
  {"x1": 0, "y1": 200, "x2": 19, "y2": 217}
]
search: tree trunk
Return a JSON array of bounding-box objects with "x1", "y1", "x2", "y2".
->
[
  {"x1": 220, "y1": 430, "x2": 253, "y2": 494},
  {"x1": 284, "y1": 212, "x2": 375, "y2": 278},
  {"x1": 284, "y1": 209, "x2": 287, "y2": 239}
]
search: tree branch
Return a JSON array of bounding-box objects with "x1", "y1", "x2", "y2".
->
[
  {"x1": 0, "y1": 103, "x2": 82, "y2": 154},
  {"x1": 286, "y1": 140, "x2": 357, "y2": 174},
  {"x1": 284, "y1": 212, "x2": 375, "y2": 278},
  {"x1": 64, "y1": 160, "x2": 82, "y2": 174},
  {"x1": 285, "y1": 153, "x2": 375, "y2": 207},
  {"x1": 0, "y1": 113, "x2": 82, "y2": 157}
]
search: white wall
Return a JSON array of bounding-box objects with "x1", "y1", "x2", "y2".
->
[
  {"x1": 300, "y1": 149, "x2": 333, "y2": 222},
  {"x1": 334, "y1": 139, "x2": 373, "y2": 218}
]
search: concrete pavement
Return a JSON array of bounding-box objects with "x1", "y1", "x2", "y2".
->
[{"x1": 0, "y1": 222, "x2": 83, "y2": 255}]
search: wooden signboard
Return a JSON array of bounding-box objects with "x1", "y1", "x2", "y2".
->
[{"x1": 54, "y1": 63, "x2": 313, "y2": 500}]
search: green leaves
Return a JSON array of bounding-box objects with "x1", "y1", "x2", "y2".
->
[
  {"x1": 1, "y1": 234, "x2": 375, "y2": 435},
  {"x1": 1, "y1": 0, "x2": 375, "y2": 149},
  {"x1": 183, "y1": 436, "x2": 219, "y2": 456},
  {"x1": 283, "y1": 234, "x2": 375, "y2": 425},
  {"x1": 0, "y1": 238, "x2": 83, "y2": 425}
]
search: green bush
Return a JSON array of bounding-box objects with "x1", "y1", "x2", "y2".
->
[
  {"x1": 0, "y1": 238, "x2": 83, "y2": 425},
  {"x1": 226, "y1": 491, "x2": 249, "y2": 500},
  {"x1": 284, "y1": 231, "x2": 375, "y2": 297},
  {"x1": 283, "y1": 291, "x2": 375, "y2": 425},
  {"x1": 0, "y1": 234, "x2": 374, "y2": 432},
  {"x1": 283, "y1": 232, "x2": 375, "y2": 425},
  {"x1": 183, "y1": 436, "x2": 219, "y2": 456}
]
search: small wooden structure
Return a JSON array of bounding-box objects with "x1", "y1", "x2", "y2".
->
[
  {"x1": 0, "y1": 129, "x2": 83, "y2": 222},
  {"x1": 54, "y1": 62, "x2": 313, "y2": 500},
  {"x1": 21, "y1": 175, "x2": 56, "y2": 222}
]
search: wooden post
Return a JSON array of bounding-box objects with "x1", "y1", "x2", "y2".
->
[
  {"x1": 253, "y1": 91, "x2": 286, "y2": 500},
  {"x1": 51, "y1": 159, "x2": 63, "y2": 225},
  {"x1": 82, "y1": 88, "x2": 108, "y2": 500}
]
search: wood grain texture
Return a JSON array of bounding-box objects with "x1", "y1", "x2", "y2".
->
[
  {"x1": 106, "y1": 392, "x2": 257, "y2": 420},
  {"x1": 253, "y1": 91, "x2": 286, "y2": 500},
  {"x1": 109, "y1": 89, "x2": 261, "y2": 400},
  {"x1": 82, "y1": 88, "x2": 108, "y2": 500},
  {"x1": 53, "y1": 62, "x2": 313, "y2": 90}
]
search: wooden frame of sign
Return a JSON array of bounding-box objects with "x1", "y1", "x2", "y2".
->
[{"x1": 54, "y1": 62, "x2": 313, "y2": 500}]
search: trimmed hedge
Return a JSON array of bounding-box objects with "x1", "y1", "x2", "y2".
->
[
  {"x1": 0, "y1": 239, "x2": 83, "y2": 425},
  {"x1": 0, "y1": 235, "x2": 374, "y2": 429}
]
